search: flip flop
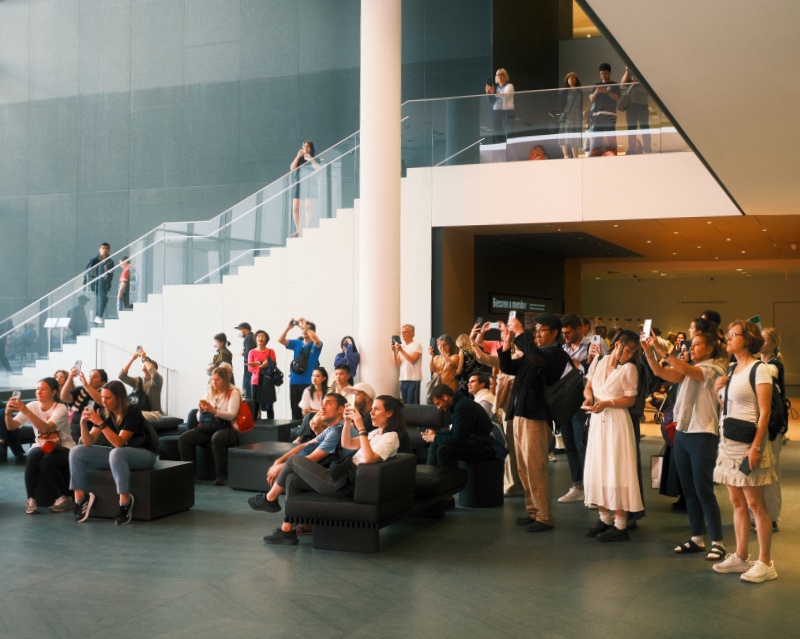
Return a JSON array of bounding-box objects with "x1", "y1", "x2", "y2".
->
[
  {"x1": 674, "y1": 540, "x2": 705, "y2": 554},
  {"x1": 705, "y1": 543, "x2": 726, "y2": 561}
]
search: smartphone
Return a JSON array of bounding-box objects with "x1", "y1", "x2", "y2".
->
[
  {"x1": 348, "y1": 394, "x2": 357, "y2": 408},
  {"x1": 486, "y1": 77, "x2": 493, "y2": 87},
  {"x1": 739, "y1": 457, "x2": 752, "y2": 476},
  {"x1": 475, "y1": 316, "x2": 483, "y2": 326},
  {"x1": 87, "y1": 400, "x2": 95, "y2": 409},
  {"x1": 391, "y1": 335, "x2": 401, "y2": 345},
  {"x1": 74, "y1": 360, "x2": 82, "y2": 372},
  {"x1": 11, "y1": 390, "x2": 21, "y2": 400},
  {"x1": 591, "y1": 335, "x2": 602, "y2": 344},
  {"x1": 508, "y1": 310, "x2": 517, "y2": 321},
  {"x1": 429, "y1": 337, "x2": 439, "y2": 354},
  {"x1": 291, "y1": 320, "x2": 299, "y2": 326},
  {"x1": 488, "y1": 322, "x2": 500, "y2": 330},
  {"x1": 642, "y1": 319, "x2": 652, "y2": 339},
  {"x1": 136, "y1": 344, "x2": 142, "y2": 352}
]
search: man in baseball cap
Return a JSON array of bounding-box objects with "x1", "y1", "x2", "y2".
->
[{"x1": 344, "y1": 382, "x2": 376, "y2": 430}]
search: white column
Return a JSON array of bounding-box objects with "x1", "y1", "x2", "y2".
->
[{"x1": 358, "y1": 0, "x2": 402, "y2": 396}]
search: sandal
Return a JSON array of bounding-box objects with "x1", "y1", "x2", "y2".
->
[
  {"x1": 705, "y1": 543, "x2": 725, "y2": 561},
  {"x1": 674, "y1": 540, "x2": 705, "y2": 554}
]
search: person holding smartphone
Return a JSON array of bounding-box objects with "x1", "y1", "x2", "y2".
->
[
  {"x1": 289, "y1": 141, "x2": 321, "y2": 237},
  {"x1": 391, "y1": 324, "x2": 423, "y2": 404},
  {"x1": 710, "y1": 320, "x2": 777, "y2": 583},
  {"x1": 60, "y1": 366, "x2": 106, "y2": 444},
  {"x1": 69, "y1": 380, "x2": 158, "y2": 525},
  {"x1": 4, "y1": 378, "x2": 74, "y2": 514}
]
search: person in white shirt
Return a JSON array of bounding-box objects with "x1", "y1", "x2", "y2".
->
[{"x1": 392, "y1": 324, "x2": 423, "y2": 404}]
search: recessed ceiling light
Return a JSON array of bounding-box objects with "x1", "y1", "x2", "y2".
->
[
  {"x1": 595, "y1": 277, "x2": 600, "y2": 280},
  {"x1": 672, "y1": 252, "x2": 676, "y2": 255},
  {"x1": 652, "y1": 270, "x2": 659, "y2": 273},
  {"x1": 762, "y1": 229, "x2": 767, "y2": 232},
  {"x1": 736, "y1": 268, "x2": 743, "y2": 271},
  {"x1": 697, "y1": 246, "x2": 702, "y2": 249},
  {"x1": 660, "y1": 273, "x2": 666, "y2": 277},
  {"x1": 715, "y1": 257, "x2": 719, "y2": 260},
  {"x1": 673, "y1": 231, "x2": 679, "y2": 235},
  {"x1": 646, "y1": 240, "x2": 651, "y2": 244},
  {"x1": 726, "y1": 238, "x2": 731, "y2": 241},
  {"x1": 741, "y1": 250, "x2": 746, "y2": 254},
  {"x1": 613, "y1": 224, "x2": 618, "y2": 228},
  {"x1": 707, "y1": 221, "x2": 712, "y2": 224}
]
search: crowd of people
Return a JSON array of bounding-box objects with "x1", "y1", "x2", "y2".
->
[
  {"x1": 0, "y1": 309, "x2": 790, "y2": 584},
  {"x1": 484, "y1": 62, "x2": 651, "y2": 157}
]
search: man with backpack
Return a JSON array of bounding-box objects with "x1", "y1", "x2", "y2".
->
[{"x1": 278, "y1": 318, "x2": 323, "y2": 420}]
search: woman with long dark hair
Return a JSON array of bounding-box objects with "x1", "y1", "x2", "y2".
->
[
  {"x1": 582, "y1": 330, "x2": 643, "y2": 542},
  {"x1": 289, "y1": 140, "x2": 320, "y2": 237},
  {"x1": 644, "y1": 331, "x2": 728, "y2": 559},
  {"x1": 69, "y1": 380, "x2": 158, "y2": 525},
  {"x1": 299, "y1": 366, "x2": 328, "y2": 416},
  {"x1": 4, "y1": 377, "x2": 73, "y2": 514},
  {"x1": 334, "y1": 335, "x2": 360, "y2": 380},
  {"x1": 558, "y1": 71, "x2": 583, "y2": 159},
  {"x1": 262, "y1": 395, "x2": 406, "y2": 545}
]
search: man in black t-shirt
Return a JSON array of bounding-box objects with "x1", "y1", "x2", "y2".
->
[
  {"x1": 60, "y1": 367, "x2": 107, "y2": 443},
  {"x1": 589, "y1": 62, "x2": 621, "y2": 156}
]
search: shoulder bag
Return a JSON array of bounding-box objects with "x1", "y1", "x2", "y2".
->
[
  {"x1": 721, "y1": 363, "x2": 757, "y2": 444},
  {"x1": 290, "y1": 343, "x2": 313, "y2": 376}
]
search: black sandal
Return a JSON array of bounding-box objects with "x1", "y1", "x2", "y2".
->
[
  {"x1": 674, "y1": 540, "x2": 705, "y2": 554},
  {"x1": 705, "y1": 543, "x2": 725, "y2": 561}
]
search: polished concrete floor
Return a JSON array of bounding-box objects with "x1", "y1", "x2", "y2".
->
[{"x1": 1, "y1": 417, "x2": 799, "y2": 639}]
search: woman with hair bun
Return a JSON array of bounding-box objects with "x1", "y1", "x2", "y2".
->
[{"x1": 4, "y1": 377, "x2": 73, "y2": 514}]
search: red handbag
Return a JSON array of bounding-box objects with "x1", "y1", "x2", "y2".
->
[{"x1": 235, "y1": 399, "x2": 255, "y2": 432}]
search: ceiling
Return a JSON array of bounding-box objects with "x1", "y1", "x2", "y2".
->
[
  {"x1": 470, "y1": 214, "x2": 800, "y2": 279},
  {"x1": 581, "y1": 0, "x2": 800, "y2": 219}
]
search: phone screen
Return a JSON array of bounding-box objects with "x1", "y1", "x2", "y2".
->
[
  {"x1": 74, "y1": 360, "x2": 82, "y2": 372},
  {"x1": 591, "y1": 335, "x2": 601, "y2": 344},
  {"x1": 508, "y1": 310, "x2": 517, "y2": 320},
  {"x1": 391, "y1": 335, "x2": 401, "y2": 345},
  {"x1": 11, "y1": 390, "x2": 21, "y2": 400},
  {"x1": 488, "y1": 322, "x2": 500, "y2": 330},
  {"x1": 642, "y1": 319, "x2": 652, "y2": 339},
  {"x1": 475, "y1": 316, "x2": 483, "y2": 325},
  {"x1": 348, "y1": 394, "x2": 357, "y2": 408}
]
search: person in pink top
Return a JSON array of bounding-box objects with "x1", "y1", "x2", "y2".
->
[{"x1": 247, "y1": 330, "x2": 277, "y2": 419}]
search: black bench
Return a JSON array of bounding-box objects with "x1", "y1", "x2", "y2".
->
[
  {"x1": 227, "y1": 441, "x2": 295, "y2": 491},
  {"x1": 82, "y1": 460, "x2": 195, "y2": 521}
]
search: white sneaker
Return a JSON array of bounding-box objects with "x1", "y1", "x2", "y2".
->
[
  {"x1": 25, "y1": 498, "x2": 39, "y2": 515},
  {"x1": 741, "y1": 560, "x2": 778, "y2": 583},
  {"x1": 49, "y1": 495, "x2": 75, "y2": 513},
  {"x1": 713, "y1": 552, "x2": 751, "y2": 574},
  {"x1": 548, "y1": 452, "x2": 558, "y2": 462},
  {"x1": 93, "y1": 316, "x2": 104, "y2": 325},
  {"x1": 558, "y1": 486, "x2": 585, "y2": 503}
]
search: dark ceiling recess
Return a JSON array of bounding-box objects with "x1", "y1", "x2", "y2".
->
[{"x1": 477, "y1": 232, "x2": 642, "y2": 259}]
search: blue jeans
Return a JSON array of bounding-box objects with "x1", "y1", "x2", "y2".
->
[
  {"x1": 242, "y1": 365, "x2": 252, "y2": 400},
  {"x1": 558, "y1": 412, "x2": 586, "y2": 487},
  {"x1": 400, "y1": 380, "x2": 420, "y2": 405},
  {"x1": 95, "y1": 279, "x2": 109, "y2": 319},
  {"x1": 69, "y1": 445, "x2": 156, "y2": 495},
  {"x1": 672, "y1": 430, "x2": 722, "y2": 539}
]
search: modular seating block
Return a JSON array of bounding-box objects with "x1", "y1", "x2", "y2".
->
[
  {"x1": 83, "y1": 460, "x2": 195, "y2": 521},
  {"x1": 457, "y1": 458, "x2": 505, "y2": 508},
  {"x1": 237, "y1": 418, "x2": 301, "y2": 445},
  {"x1": 412, "y1": 465, "x2": 468, "y2": 518},
  {"x1": 158, "y1": 434, "x2": 216, "y2": 480},
  {"x1": 285, "y1": 454, "x2": 417, "y2": 553},
  {"x1": 227, "y1": 441, "x2": 295, "y2": 492}
]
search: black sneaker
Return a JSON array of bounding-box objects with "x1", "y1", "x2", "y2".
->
[
  {"x1": 115, "y1": 495, "x2": 135, "y2": 526},
  {"x1": 74, "y1": 492, "x2": 96, "y2": 523},
  {"x1": 525, "y1": 521, "x2": 554, "y2": 533},
  {"x1": 214, "y1": 472, "x2": 228, "y2": 486},
  {"x1": 516, "y1": 516, "x2": 535, "y2": 526},
  {"x1": 586, "y1": 520, "x2": 611, "y2": 538},
  {"x1": 596, "y1": 526, "x2": 629, "y2": 542},
  {"x1": 248, "y1": 494, "x2": 281, "y2": 513},
  {"x1": 263, "y1": 527, "x2": 299, "y2": 545}
]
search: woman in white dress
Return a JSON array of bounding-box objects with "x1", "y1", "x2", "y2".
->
[{"x1": 582, "y1": 330, "x2": 643, "y2": 542}]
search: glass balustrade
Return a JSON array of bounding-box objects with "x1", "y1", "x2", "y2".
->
[
  {"x1": 402, "y1": 83, "x2": 688, "y2": 169},
  {"x1": 0, "y1": 134, "x2": 359, "y2": 373},
  {"x1": 1, "y1": 82, "x2": 691, "y2": 376}
]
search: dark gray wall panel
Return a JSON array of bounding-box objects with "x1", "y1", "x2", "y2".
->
[
  {"x1": 240, "y1": 0, "x2": 300, "y2": 80},
  {"x1": 79, "y1": 93, "x2": 131, "y2": 193},
  {"x1": 0, "y1": 2, "x2": 30, "y2": 105},
  {"x1": 130, "y1": 0, "x2": 185, "y2": 91},
  {"x1": 0, "y1": 103, "x2": 29, "y2": 197},
  {"x1": 181, "y1": 83, "x2": 240, "y2": 187},
  {"x1": 129, "y1": 87, "x2": 184, "y2": 190},
  {"x1": 184, "y1": 0, "x2": 241, "y2": 86},
  {"x1": 128, "y1": 187, "x2": 183, "y2": 239},
  {"x1": 79, "y1": 0, "x2": 132, "y2": 95},
  {"x1": 182, "y1": 184, "x2": 241, "y2": 222},
  {"x1": 0, "y1": 197, "x2": 30, "y2": 302},
  {"x1": 76, "y1": 191, "x2": 130, "y2": 272},
  {"x1": 298, "y1": 0, "x2": 359, "y2": 74},
  {"x1": 238, "y1": 77, "x2": 300, "y2": 184},
  {"x1": 29, "y1": 0, "x2": 80, "y2": 101},
  {"x1": 424, "y1": 0, "x2": 492, "y2": 61},
  {"x1": 27, "y1": 193, "x2": 78, "y2": 294},
  {"x1": 27, "y1": 98, "x2": 80, "y2": 195},
  {"x1": 297, "y1": 69, "x2": 360, "y2": 149}
]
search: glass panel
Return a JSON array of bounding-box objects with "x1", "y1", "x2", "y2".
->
[{"x1": 0, "y1": 134, "x2": 359, "y2": 373}]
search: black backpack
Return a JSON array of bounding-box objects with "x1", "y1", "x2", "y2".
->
[
  {"x1": 128, "y1": 379, "x2": 152, "y2": 412},
  {"x1": 290, "y1": 343, "x2": 313, "y2": 376},
  {"x1": 746, "y1": 361, "x2": 789, "y2": 441}
]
